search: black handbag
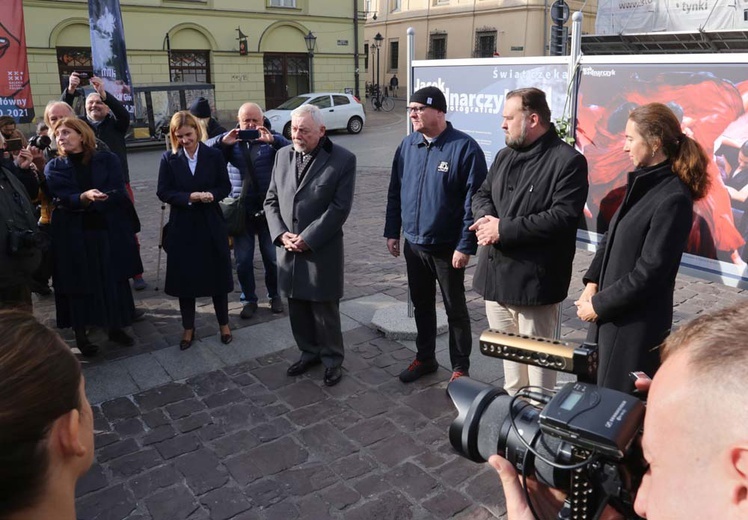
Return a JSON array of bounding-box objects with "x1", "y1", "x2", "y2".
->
[
  {"x1": 220, "y1": 142, "x2": 262, "y2": 236},
  {"x1": 219, "y1": 194, "x2": 246, "y2": 237}
]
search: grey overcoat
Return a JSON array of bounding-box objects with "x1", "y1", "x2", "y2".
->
[{"x1": 264, "y1": 138, "x2": 356, "y2": 302}]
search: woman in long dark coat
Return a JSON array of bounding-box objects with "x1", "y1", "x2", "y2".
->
[
  {"x1": 46, "y1": 117, "x2": 142, "y2": 356},
  {"x1": 157, "y1": 111, "x2": 233, "y2": 350},
  {"x1": 575, "y1": 103, "x2": 710, "y2": 392}
]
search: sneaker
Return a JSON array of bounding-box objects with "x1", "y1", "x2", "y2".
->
[
  {"x1": 132, "y1": 277, "x2": 148, "y2": 291},
  {"x1": 449, "y1": 369, "x2": 469, "y2": 384},
  {"x1": 270, "y1": 295, "x2": 284, "y2": 314},
  {"x1": 399, "y1": 358, "x2": 439, "y2": 383},
  {"x1": 240, "y1": 302, "x2": 258, "y2": 319}
]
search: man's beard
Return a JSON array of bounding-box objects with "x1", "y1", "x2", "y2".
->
[{"x1": 505, "y1": 117, "x2": 528, "y2": 149}]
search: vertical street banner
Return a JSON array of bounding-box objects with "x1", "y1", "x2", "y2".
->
[
  {"x1": 88, "y1": 0, "x2": 135, "y2": 116},
  {"x1": 0, "y1": 0, "x2": 35, "y2": 123}
]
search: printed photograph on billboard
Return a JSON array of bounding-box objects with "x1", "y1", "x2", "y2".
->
[
  {"x1": 576, "y1": 54, "x2": 748, "y2": 287},
  {"x1": 412, "y1": 57, "x2": 570, "y2": 166}
]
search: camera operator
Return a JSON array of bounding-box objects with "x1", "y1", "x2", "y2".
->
[
  {"x1": 0, "y1": 133, "x2": 42, "y2": 311},
  {"x1": 489, "y1": 301, "x2": 748, "y2": 520}
]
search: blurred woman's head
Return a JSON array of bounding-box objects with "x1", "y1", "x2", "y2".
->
[
  {"x1": 626, "y1": 102, "x2": 710, "y2": 200},
  {"x1": 168, "y1": 111, "x2": 204, "y2": 155},
  {"x1": 53, "y1": 117, "x2": 96, "y2": 163},
  {"x1": 0, "y1": 310, "x2": 93, "y2": 518}
]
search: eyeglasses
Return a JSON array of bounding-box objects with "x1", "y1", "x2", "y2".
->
[{"x1": 406, "y1": 106, "x2": 429, "y2": 114}]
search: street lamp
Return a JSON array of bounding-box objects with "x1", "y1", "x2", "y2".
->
[
  {"x1": 373, "y1": 32, "x2": 383, "y2": 95},
  {"x1": 304, "y1": 31, "x2": 317, "y2": 92}
]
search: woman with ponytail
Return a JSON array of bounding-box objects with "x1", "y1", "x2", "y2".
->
[{"x1": 575, "y1": 102, "x2": 710, "y2": 393}]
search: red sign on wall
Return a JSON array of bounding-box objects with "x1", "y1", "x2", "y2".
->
[{"x1": 0, "y1": 0, "x2": 35, "y2": 123}]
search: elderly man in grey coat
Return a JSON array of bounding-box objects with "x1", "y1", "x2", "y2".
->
[{"x1": 264, "y1": 104, "x2": 356, "y2": 386}]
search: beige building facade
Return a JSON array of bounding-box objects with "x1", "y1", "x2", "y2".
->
[
  {"x1": 363, "y1": 0, "x2": 597, "y2": 92},
  {"x1": 22, "y1": 0, "x2": 365, "y2": 126}
]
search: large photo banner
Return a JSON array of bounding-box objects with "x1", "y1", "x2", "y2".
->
[
  {"x1": 576, "y1": 54, "x2": 748, "y2": 288},
  {"x1": 412, "y1": 58, "x2": 570, "y2": 165},
  {"x1": 88, "y1": 0, "x2": 135, "y2": 116},
  {"x1": 0, "y1": 0, "x2": 35, "y2": 123}
]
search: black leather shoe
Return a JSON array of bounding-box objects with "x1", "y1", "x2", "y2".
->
[
  {"x1": 180, "y1": 330, "x2": 194, "y2": 351},
  {"x1": 76, "y1": 340, "x2": 99, "y2": 357},
  {"x1": 221, "y1": 333, "x2": 233, "y2": 345},
  {"x1": 108, "y1": 328, "x2": 134, "y2": 347},
  {"x1": 287, "y1": 357, "x2": 321, "y2": 376},
  {"x1": 323, "y1": 366, "x2": 343, "y2": 387}
]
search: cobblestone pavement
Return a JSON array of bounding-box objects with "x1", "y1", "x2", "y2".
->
[{"x1": 30, "y1": 105, "x2": 748, "y2": 519}]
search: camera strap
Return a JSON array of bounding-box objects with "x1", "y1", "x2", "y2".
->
[{"x1": 239, "y1": 142, "x2": 260, "y2": 199}]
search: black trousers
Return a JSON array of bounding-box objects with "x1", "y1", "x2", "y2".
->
[
  {"x1": 288, "y1": 297, "x2": 344, "y2": 368},
  {"x1": 404, "y1": 241, "x2": 472, "y2": 370},
  {"x1": 179, "y1": 294, "x2": 229, "y2": 330}
]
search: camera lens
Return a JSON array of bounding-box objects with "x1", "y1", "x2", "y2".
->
[{"x1": 447, "y1": 377, "x2": 570, "y2": 489}]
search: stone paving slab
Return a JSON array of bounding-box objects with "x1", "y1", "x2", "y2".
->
[{"x1": 76, "y1": 334, "x2": 511, "y2": 520}]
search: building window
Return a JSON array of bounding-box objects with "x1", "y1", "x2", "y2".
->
[
  {"x1": 57, "y1": 47, "x2": 93, "y2": 91},
  {"x1": 429, "y1": 33, "x2": 447, "y2": 60},
  {"x1": 364, "y1": 43, "x2": 369, "y2": 70},
  {"x1": 474, "y1": 29, "x2": 497, "y2": 57},
  {"x1": 389, "y1": 40, "x2": 399, "y2": 71},
  {"x1": 169, "y1": 50, "x2": 210, "y2": 83},
  {"x1": 391, "y1": 0, "x2": 401, "y2": 12},
  {"x1": 269, "y1": 0, "x2": 296, "y2": 7},
  {"x1": 433, "y1": 0, "x2": 450, "y2": 4}
]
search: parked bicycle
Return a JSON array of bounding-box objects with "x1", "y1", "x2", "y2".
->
[{"x1": 370, "y1": 86, "x2": 394, "y2": 112}]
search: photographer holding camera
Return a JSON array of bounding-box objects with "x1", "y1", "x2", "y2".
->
[
  {"x1": 208, "y1": 102, "x2": 289, "y2": 319},
  {"x1": 488, "y1": 301, "x2": 748, "y2": 520}
]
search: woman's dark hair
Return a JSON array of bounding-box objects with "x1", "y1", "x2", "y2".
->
[
  {"x1": 628, "y1": 102, "x2": 710, "y2": 200},
  {"x1": 52, "y1": 117, "x2": 96, "y2": 164},
  {"x1": 0, "y1": 310, "x2": 82, "y2": 517}
]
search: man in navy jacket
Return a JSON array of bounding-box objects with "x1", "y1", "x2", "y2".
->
[
  {"x1": 385, "y1": 86, "x2": 488, "y2": 384},
  {"x1": 209, "y1": 103, "x2": 289, "y2": 319}
]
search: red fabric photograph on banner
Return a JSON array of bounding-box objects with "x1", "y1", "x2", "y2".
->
[{"x1": 0, "y1": 0, "x2": 36, "y2": 123}]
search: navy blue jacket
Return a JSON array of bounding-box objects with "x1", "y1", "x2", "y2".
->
[
  {"x1": 207, "y1": 131, "x2": 289, "y2": 213},
  {"x1": 384, "y1": 122, "x2": 488, "y2": 254},
  {"x1": 45, "y1": 152, "x2": 141, "y2": 294}
]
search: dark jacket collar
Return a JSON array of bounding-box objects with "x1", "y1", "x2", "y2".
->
[{"x1": 510, "y1": 125, "x2": 560, "y2": 157}]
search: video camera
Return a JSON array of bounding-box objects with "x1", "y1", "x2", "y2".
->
[
  {"x1": 28, "y1": 134, "x2": 52, "y2": 151},
  {"x1": 447, "y1": 331, "x2": 646, "y2": 520}
]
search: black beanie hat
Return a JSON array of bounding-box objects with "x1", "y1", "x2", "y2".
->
[
  {"x1": 410, "y1": 86, "x2": 447, "y2": 113},
  {"x1": 189, "y1": 97, "x2": 212, "y2": 119}
]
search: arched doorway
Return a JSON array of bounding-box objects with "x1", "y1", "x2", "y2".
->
[{"x1": 260, "y1": 23, "x2": 312, "y2": 108}]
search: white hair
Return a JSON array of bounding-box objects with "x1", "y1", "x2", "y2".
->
[{"x1": 291, "y1": 104, "x2": 324, "y2": 127}]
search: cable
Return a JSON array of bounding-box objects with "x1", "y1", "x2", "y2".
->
[{"x1": 508, "y1": 387, "x2": 599, "y2": 471}]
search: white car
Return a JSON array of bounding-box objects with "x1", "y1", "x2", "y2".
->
[{"x1": 265, "y1": 93, "x2": 366, "y2": 139}]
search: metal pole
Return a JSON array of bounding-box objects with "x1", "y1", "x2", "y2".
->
[
  {"x1": 309, "y1": 51, "x2": 314, "y2": 92},
  {"x1": 353, "y1": 0, "x2": 360, "y2": 99},
  {"x1": 567, "y1": 11, "x2": 583, "y2": 131},
  {"x1": 406, "y1": 26, "x2": 415, "y2": 318},
  {"x1": 376, "y1": 44, "x2": 380, "y2": 95}
]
